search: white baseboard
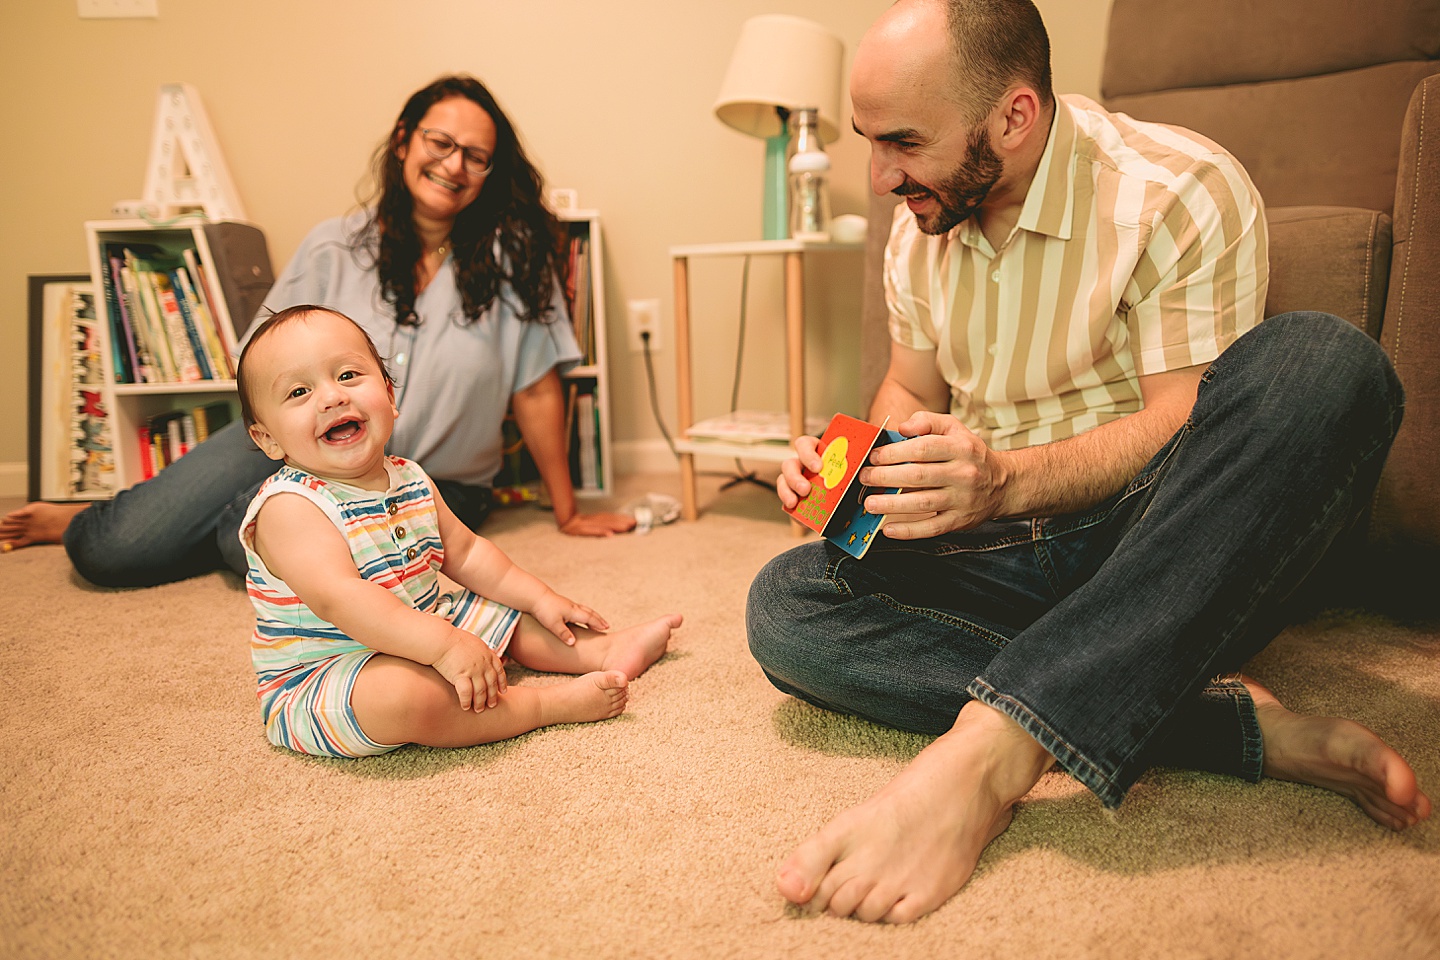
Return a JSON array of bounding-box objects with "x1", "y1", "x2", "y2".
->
[
  {"x1": 0, "y1": 462, "x2": 26, "y2": 498},
  {"x1": 612, "y1": 439, "x2": 680, "y2": 477}
]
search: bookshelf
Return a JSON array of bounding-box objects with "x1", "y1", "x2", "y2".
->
[
  {"x1": 497, "y1": 209, "x2": 613, "y2": 498},
  {"x1": 83, "y1": 219, "x2": 273, "y2": 492}
]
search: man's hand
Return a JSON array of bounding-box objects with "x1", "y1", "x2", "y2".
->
[
  {"x1": 856, "y1": 411, "x2": 1010, "y2": 539},
  {"x1": 431, "y1": 630, "x2": 509, "y2": 711},
  {"x1": 532, "y1": 589, "x2": 610, "y2": 646},
  {"x1": 776, "y1": 435, "x2": 824, "y2": 510},
  {"x1": 559, "y1": 511, "x2": 637, "y2": 537}
]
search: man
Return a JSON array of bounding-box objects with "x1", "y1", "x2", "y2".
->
[{"x1": 746, "y1": 0, "x2": 1431, "y2": 925}]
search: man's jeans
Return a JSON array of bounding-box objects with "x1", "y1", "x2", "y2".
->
[
  {"x1": 64, "y1": 419, "x2": 495, "y2": 588},
  {"x1": 746, "y1": 312, "x2": 1404, "y2": 809}
]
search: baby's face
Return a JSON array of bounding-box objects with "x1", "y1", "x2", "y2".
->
[{"x1": 245, "y1": 311, "x2": 398, "y2": 491}]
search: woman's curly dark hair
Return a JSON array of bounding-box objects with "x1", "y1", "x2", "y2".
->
[{"x1": 356, "y1": 74, "x2": 564, "y2": 327}]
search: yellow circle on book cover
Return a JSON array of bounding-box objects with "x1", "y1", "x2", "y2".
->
[{"x1": 819, "y1": 436, "x2": 850, "y2": 489}]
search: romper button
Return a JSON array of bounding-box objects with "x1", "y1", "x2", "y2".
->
[
  {"x1": 406, "y1": 546, "x2": 418, "y2": 561},
  {"x1": 991, "y1": 270, "x2": 1000, "y2": 282},
  {"x1": 387, "y1": 502, "x2": 397, "y2": 516},
  {"x1": 395, "y1": 526, "x2": 407, "y2": 539}
]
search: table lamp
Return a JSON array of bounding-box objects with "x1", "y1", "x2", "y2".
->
[{"x1": 713, "y1": 14, "x2": 844, "y2": 240}]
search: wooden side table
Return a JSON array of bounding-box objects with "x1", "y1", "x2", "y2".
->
[{"x1": 670, "y1": 238, "x2": 863, "y2": 523}]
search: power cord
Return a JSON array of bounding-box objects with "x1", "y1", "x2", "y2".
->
[
  {"x1": 641, "y1": 330, "x2": 677, "y2": 456},
  {"x1": 636, "y1": 272, "x2": 774, "y2": 491},
  {"x1": 640, "y1": 330, "x2": 760, "y2": 482}
]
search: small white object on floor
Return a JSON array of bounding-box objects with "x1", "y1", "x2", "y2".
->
[{"x1": 624, "y1": 493, "x2": 682, "y2": 535}]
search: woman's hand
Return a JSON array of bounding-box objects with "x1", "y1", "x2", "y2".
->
[
  {"x1": 532, "y1": 589, "x2": 610, "y2": 645},
  {"x1": 558, "y1": 511, "x2": 636, "y2": 537}
]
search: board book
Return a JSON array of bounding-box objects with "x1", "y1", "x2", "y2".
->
[{"x1": 784, "y1": 413, "x2": 904, "y2": 559}]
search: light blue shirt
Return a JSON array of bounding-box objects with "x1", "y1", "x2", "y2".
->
[{"x1": 250, "y1": 213, "x2": 581, "y2": 486}]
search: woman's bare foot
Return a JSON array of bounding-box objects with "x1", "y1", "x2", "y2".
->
[
  {"x1": 776, "y1": 701, "x2": 1053, "y2": 924},
  {"x1": 1244, "y1": 675, "x2": 1432, "y2": 830},
  {"x1": 540, "y1": 670, "x2": 629, "y2": 725},
  {"x1": 594, "y1": 614, "x2": 682, "y2": 680},
  {"x1": 0, "y1": 502, "x2": 86, "y2": 551}
]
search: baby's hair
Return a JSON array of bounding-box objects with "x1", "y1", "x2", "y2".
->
[{"x1": 237, "y1": 305, "x2": 394, "y2": 427}]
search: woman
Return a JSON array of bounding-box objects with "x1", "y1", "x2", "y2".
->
[{"x1": 1, "y1": 75, "x2": 633, "y2": 586}]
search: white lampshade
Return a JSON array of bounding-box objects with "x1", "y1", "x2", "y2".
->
[{"x1": 713, "y1": 14, "x2": 845, "y2": 144}]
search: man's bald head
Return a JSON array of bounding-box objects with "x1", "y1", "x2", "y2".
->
[{"x1": 856, "y1": 0, "x2": 1053, "y2": 125}]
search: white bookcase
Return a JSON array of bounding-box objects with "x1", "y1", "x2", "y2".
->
[
  {"x1": 83, "y1": 219, "x2": 272, "y2": 493},
  {"x1": 80, "y1": 214, "x2": 609, "y2": 499},
  {"x1": 553, "y1": 209, "x2": 614, "y2": 497}
]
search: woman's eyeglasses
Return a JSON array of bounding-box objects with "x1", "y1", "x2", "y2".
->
[{"x1": 418, "y1": 128, "x2": 493, "y2": 175}]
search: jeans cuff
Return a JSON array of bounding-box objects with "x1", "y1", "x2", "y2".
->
[
  {"x1": 967, "y1": 677, "x2": 1128, "y2": 810},
  {"x1": 1213, "y1": 677, "x2": 1264, "y2": 783}
]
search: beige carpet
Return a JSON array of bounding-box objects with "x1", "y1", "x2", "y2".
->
[{"x1": 2, "y1": 472, "x2": 1438, "y2": 960}]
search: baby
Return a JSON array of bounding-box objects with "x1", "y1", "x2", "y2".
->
[{"x1": 237, "y1": 304, "x2": 680, "y2": 757}]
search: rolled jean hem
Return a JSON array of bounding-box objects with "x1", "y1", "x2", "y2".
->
[
  {"x1": 1209, "y1": 676, "x2": 1265, "y2": 784},
  {"x1": 967, "y1": 677, "x2": 1129, "y2": 810}
]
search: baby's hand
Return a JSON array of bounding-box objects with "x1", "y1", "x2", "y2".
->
[
  {"x1": 431, "y1": 630, "x2": 507, "y2": 711},
  {"x1": 532, "y1": 589, "x2": 610, "y2": 646}
]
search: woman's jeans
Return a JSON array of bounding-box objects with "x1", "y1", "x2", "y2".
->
[
  {"x1": 64, "y1": 419, "x2": 494, "y2": 588},
  {"x1": 746, "y1": 313, "x2": 1404, "y2": 809}
]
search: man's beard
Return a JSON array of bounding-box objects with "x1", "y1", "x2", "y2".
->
[{"x1": 894, "y1": 124, "x2": 1004, "y2": 235}]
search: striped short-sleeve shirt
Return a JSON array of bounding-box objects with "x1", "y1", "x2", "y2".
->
[{"x1": 885, "y1": 94, "x2": 1269, "y2": 450}]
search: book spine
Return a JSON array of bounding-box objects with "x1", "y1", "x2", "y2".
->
[
  {"x1": 168, "y1": 269, "x2": 215, "y2": 380},
  {"x1": 151, "y1": 273, "x2": 204, "y2": 381},
  {"x1": 167, "y1": 416, "x2": 186, "y2": 461},
  {"x1": 107, "y1": 253, "x2": 143, "y2": 383},
  {"x1": 116, "y1": 265, "x2": 157, "y2": 383},
  {"x1": 192, "y1": 404, "x2": 209, "y2": 444},
  {"x1": 174, "y1": 264, "x2": 232, "y2": 379},
  {"x1": 577, "y1": 391, "x2": 598, "y2": 491},
  {"x1": 181, "y1": 414, "x2": 198, "y2": 454},
  {"x1": 137, "y1": 425, "x2": 154, "y2": 480},
  {"x1": 96, "y1": 246, "x2": 132, "y2": 383},
  {"x1": 124, "y1": 251, "x2": 179, "y2": 381},
  {"x1": 185, "y1": 251, "x2": 232, "y2": 357}
]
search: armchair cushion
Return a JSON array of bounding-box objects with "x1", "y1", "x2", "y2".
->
[
  {"x1": 1106, "y1": 61, "x2": 1439, "y2": 215},
  {"x1": 1265, "y1": 206, "x2": 1392, "y2": 339}
]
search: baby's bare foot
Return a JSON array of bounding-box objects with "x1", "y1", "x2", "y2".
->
[
  {"x1": 0, "y1": 502, "x2": 86, "y2": 551},
  {"x1": 1245, "y1": 676, "x2": 1431, "y2": 830},
  {"x1": 598, "y1": 614, "x2": 682, "y2": 680},
  {"x1": 541, "y1": 670, "x2": 629, "y2": 726}
]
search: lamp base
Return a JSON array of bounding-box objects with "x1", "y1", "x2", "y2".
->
[{"x1": 762, "y1": 131, "x2": 789, "y2": 240}]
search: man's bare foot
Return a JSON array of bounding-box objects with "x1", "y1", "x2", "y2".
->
[
  {"x1": 540, "y1": 670, "x2": 629, "y2": 725},
  {"x1": 595, "y1": 614, "x2": 682, "y2": 680},
  {"x1": 1244, "y1": 675, "x2": 1432, "y2": 830},
  {"x1": 0, "y1": 502, "x2": 86, "y2": 550},
  {"x1": 776, "y1": 700, "x2": 1053, "y2": 924}
]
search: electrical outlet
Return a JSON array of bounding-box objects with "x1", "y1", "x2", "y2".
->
[
  {"x1": 627, "y1": 298, "x2": 662, "y2": 352},
  {"x1": 78, "y1": 0, "x2": 159, "y2": 18}
]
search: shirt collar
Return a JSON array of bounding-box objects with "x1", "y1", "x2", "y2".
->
[
  {"x1": 1015, "y1": 97, "x2": 1076, "y2": 241},
  {"x1": 951, "y1": 96, "x2": 1077, "y2": 250}
]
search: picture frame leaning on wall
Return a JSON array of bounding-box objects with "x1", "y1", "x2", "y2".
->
[{"x1": 27, "y1": 274, "x2": 118, "y2": 503}]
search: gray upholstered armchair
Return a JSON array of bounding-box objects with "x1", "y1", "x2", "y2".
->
[{"x1": 858, "y1": 0, "x2": 1440, "y2": 602}]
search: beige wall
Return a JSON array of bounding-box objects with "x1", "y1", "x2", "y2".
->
[{"x1": 0, "y1": 0, "x2": 1111, "y2": 485}]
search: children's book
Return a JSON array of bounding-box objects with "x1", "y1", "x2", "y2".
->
[{"x1": 783, "y1": 413, "x2": 905, "y2": 559}]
